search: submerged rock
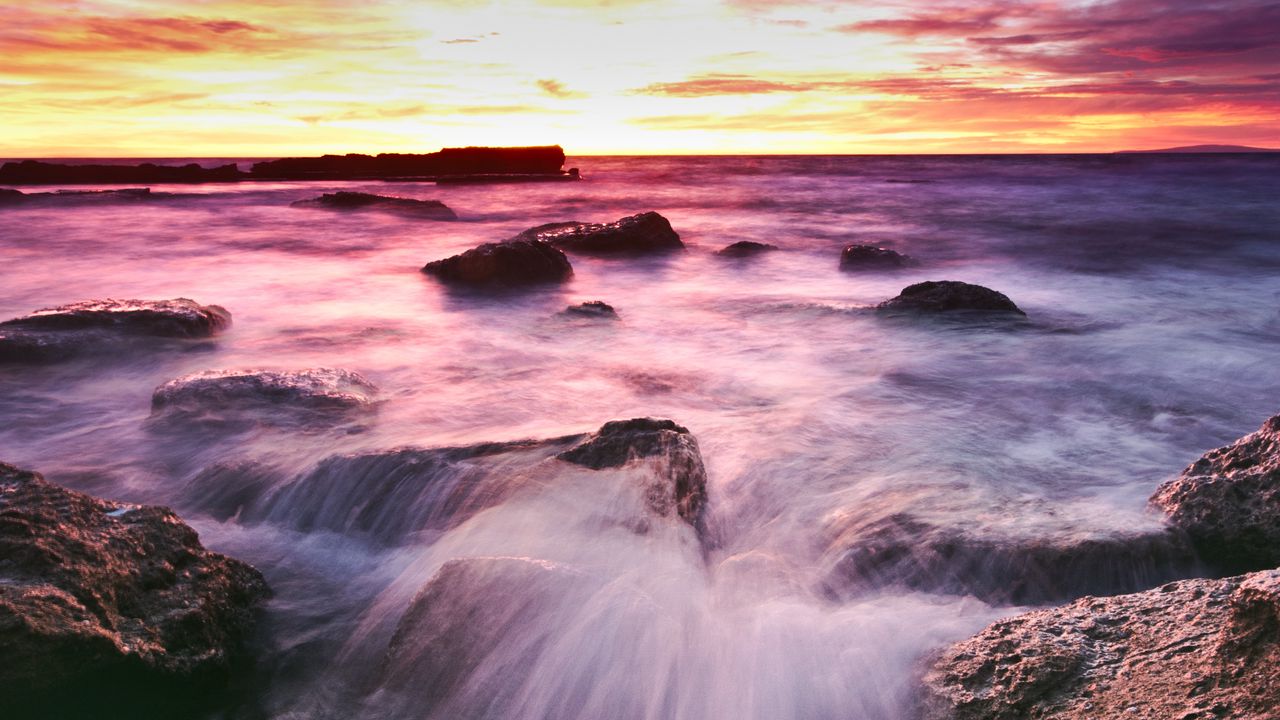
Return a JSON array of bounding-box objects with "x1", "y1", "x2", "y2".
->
[
  {"x1": 0, "y1": 463, "x2": 268, "y2": 717},
  {"x1": 151, "y1": 368, "x2": 377, "y2": 421},
  {"x1": 0, "y1": 298, "x2": 231, "y2": 364},
  {"x1": 291, "y1": 191, "x2": 457, "y2": 220},
  {"x1": 840, "y1": 244, "x2": 913, "y2": 270},
  {"x1": 1152, "y1": 414, "x2": 1280, "y2": 573},
  {"x1": 421, "y1": 239, "x2": 573, "y2": 287},
  {"x1": 919, "y1": 569, "x2": 1280, "y2": 720},
  {"x1": 823, "y1": 512, "x2": 1198, "y2": 605},
  {"x1": 515, "y1": 211, "x2": 683, "y2": 255},
  {"x1": 559, "y1": 301, "x2": 619, "y2": 319},
  {"x1": 717, "y1": 241, "x2": 778, "y2": 258},
  {"x1": 877, "y1": 281, "x2": 1026, "y2": 316}
]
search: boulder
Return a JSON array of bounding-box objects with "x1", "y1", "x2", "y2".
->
[
  {"x1": 840, "y1": 244, "x2": 913, "y2": 270},
  {"x1": 421, "y1": 239, "x2": 572, "y2": 287},
  {"x1": 290, "y1": 192, "x2": 456, "y2": 220},
  {"x1": 717, "y1": 241, "x2": 778, "y2": 258},
  {"x1": 151, "y1": 368, "x2": 377, "y2": 421},
  {"x1": 877, "y1": 281, "x2": 1026, "y2": 316},
  {"x1": 823, "y1": 512, "x2": 1198, "y2": 605},
  {"x1": 515, "y1": 212, "x2": 683, "y2": 255},
  {"x1": 559, "y1": 301, "x2": 618, "y2": 320},
  {"x1": 919, "y1": 569, "x2": 1280, "y2": 720},
  {"x1": 0, "y1": 463, "x2": 269, "y2": 717},
  {"x1": 1152, "y1": 414, "x2": 1280, "y2": 573}
]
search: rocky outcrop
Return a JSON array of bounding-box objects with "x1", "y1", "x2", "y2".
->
[
  {"x1": 717, "y1": 241, "x2": 778, "y2": 258},
  {"x1": 0, "y1": 160, "x2": 241, "y2": 185},
  {"x1": 877, "y1": 281, "x2": 1026, "y2": 316},
  {"x1": 0, "y1": 463, "x2": 269, "y2": 717},
  {"x1": 421, "y1": 239, "x2": 573, "y2": 287},
  {"x1": 251, "y1": 146, "x2": 567, "y2": 180},
  {"x1": 823, "y1": 512, "x2": 1198, "y2": 605},
  {"x1": 290, "y1": 192, "x2": 456, "y2": 220},
  {"x1": 151, "y1": 368, "x2": 377, "y2": 423},
  {"x1": 515, "y1": 212, "x2": 683, "y2": 255},
  {"x1": 840, "y1": 244, "x2": 914, "y2": 270},
  {"x1": 559, "y1": 301, "x2": 618, "y2": 319},
  {"x1": 1152, "y1": 414, "x2": 1280, "y2": 573},
  {"x1": 0, "y1": 298, "x2": 231, "y2": 364},
  {"x1": 919, "y1": 569, "x2": 1280, "y2": 720}
]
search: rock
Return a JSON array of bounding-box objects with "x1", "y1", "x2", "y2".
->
[
  {"x1": 0, "y1": 160, "x2": 241, "y2": 185},
  {"x1": 290, "y1": 192, "x2": 456, "y2": 220},
  {"x1": 0, "y1": 463, "x2": 269, "y2": 717},
  {"x1": 559, "y1": 301, "x2": 618, "y2": 319},
  {"x1": 1152, "y1": 414, "x2": 1280, "y2": 573},
  {"x1": 877, "y1": 281, "x2": 1026, "y2": 316},
  {"x1": 717, "y1": 241, "x2": 778, "y2": 258},
  {"x1": 840, "y1": 244, "x2": 913, "y2": 270},
  {"x1": 421, "y1": 239, "x2": 572, "y2": 287},
  {"x1": 0, "y1": 188, "x2": 25, "y2": 204},
  {"x1": 151, "y1": 368, "x2": 377, "y2": 421},
  {"x1": 515, "y1": 212, "x2": 683, "y2": 255},
  {"x1": 823, "y1": 512, "x2": 1198, "y2": 605},
  {"x1": 919, "y1": 569, "x2": 1280, "y2": 720},
  {"x1": 0, "y1": 298, "x2": 231, "y2": 364},
  {"x1": 250, "y1": 146, "x2": 567, "y2": 180}
]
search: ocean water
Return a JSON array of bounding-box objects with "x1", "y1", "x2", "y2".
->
[{"x1": 2, "y1": 154, "x2": 1279, "y2": 718}]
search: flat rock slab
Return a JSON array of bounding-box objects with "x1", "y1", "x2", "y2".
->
[
  {"x1": 291, "y1": 192, "x2": 457, "y2": 220},
  {"x1": 919, "y1": 569, "x2": 1280, "y2": 720},
  {"x1": 0, "y1": 463, "x2": 268, "y2": 716},
  {"x1": 840, "y1": 244, "x2": 914, "y2": 270},
  {"x1": 515, "y1": 212, "x2": 683, "y2": 255},
  {"x1": 877, "y1": 281, "x2": 1026, "y2": 316},
  {"x1": 1152, "y1": 413, "x2": 1280, "y2": 573},
  {"x1": 152, "y1": 368, "x2": 377, "y2": 420},
  {"x1": 421, "y1": 239, "x2": 572, "y2": 287}
]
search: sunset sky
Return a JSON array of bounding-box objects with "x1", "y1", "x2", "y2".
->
[{"x1": 3, "y1": 0, "x2": 1278, "y2": 156}]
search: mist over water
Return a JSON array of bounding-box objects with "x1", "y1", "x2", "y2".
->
[{"x1": 2, "y1": 154, "x2": 1279, "y2": 718}]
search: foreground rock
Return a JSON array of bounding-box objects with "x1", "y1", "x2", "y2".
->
[
  {"x1": 717, "y1": 240, "x2": 778, "y2": 258},
  {"x1": 1152, "y1": 414, "x2": 1280, "y2": 573},
  {"x1": 421, "y1": 239, "x2": 572, "y2": 287},
  {"x1": 877, "y1": 281, "x2": 1026, "y2": 316},
  {"x1": 515, "y1": 212, "x2": 683, "y2": 255},
  {"x1": 291, "y1": 192, "x2": 456, "y2": 220},
  {"x1": 919, "y1": 569, "x2": 1280, "y2": 720},
  {"x1": 824, "y1": 512, "x2": 1198, "y2": 605},
  {"x1": 840, "y1": 244, "x2": 914, "y2": 270},
  {"x1": 0, "y1": 463, "x2": 269, "y2": 717},
  {"x1": 0, "y1": 298, "x2": 231, "y2": 364},
  {"x1": 151, "y1": 368, "x2": 377, "y2": 423},
  {"x1": 559, "y1": 301, "x2": 618, "y2": 319}
]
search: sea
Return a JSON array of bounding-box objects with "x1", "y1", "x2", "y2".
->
[{"x1": 2, "y1": 153, "x2": 1279, "y2": 719}]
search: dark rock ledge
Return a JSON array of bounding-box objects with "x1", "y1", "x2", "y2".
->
[{"x1": 290, "y1": 192, "x2": 457, "y2": 220}]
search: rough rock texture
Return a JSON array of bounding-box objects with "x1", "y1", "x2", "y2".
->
[
  {"x1": 919, "y1": 569, "x2": 1280, "y2": 720},
  {"x1": 0, "y1": 298, "x2": 231, "y2": 364},
  {"x1": 558, "y1": 417, "x2": 708, "y2": 530},
  {"x1": 877, "y1": 281, "x2": 1026, "y2": 316},
  {"x1": 824, "y1": 512, "x2": 1198, "y2": 605},
  {"x1": 515, "y1": 212, "x2": 683, "y2": 255},
  {"x1": 717, "y1": 240, "x2": 778, "y2": 258},
  {"x1": 560, "y1": 301, "x2": 619, "y2": 319},
  {"x1": 421, "y1": 239, "x2": 573, "y2": 287},
  {"x1": 840, "y1": 244, "x2": 914, "y2": 270},
  {"x1": 0, "y1": 463, "x2": 269, "y2": 717},
  {"x1": 151, "y1": 368, "x2": 377, "y2": 420},
  {"x1": 290, "y1": 191, "x2": 457, "y2": 220},
  {"x1": 1152, "y1": 414, "x2": 1280, "y2": 573}
]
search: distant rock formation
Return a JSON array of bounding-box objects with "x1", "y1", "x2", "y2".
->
[
  {"x1": 1116, "y1": 144, "x2": 1280, "y2": 154},
  {"x1": 840, "y1": 244, "x2": 914, "y2": 271},
  {"x1": 290, "y1": 192, "x2": 456, "y2": 219},
  {"x1": 421, "y1": 239, "x2": 573, "y2": 287},
  {"x1": 515, "y1": 212, "x2": 683, "y2": 255},
  {"x1": 717, "y1": 241, "x2": 778, "y2": 258},
  {"x1": 877, "y1": 281, "x2": 1026, "y2": 316}
]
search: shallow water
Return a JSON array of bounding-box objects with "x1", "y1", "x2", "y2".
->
[{"x1": 2, "y1": 154, "x2": 1279, "y2": 718}]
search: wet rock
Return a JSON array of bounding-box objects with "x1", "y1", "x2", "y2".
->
[
  {"x1": 421, "y1": 239, "x2": 573, "y2": 287},
  {"x1": 559, "y1": 301, "x2": 619, "y2": 319},
  {"x1": 0, "y1": 298, "x2": 231, "y2": 364},
  {"x1": 919, "y1": 569, "x2": 1280, "y2": 720},
  {"x1": 840, "y1": 244, "x2": 914, "y2": 270},
  {"x1": 515, "y1": 211, "x2": 683, "y2": 255},
  {"x1": 1152, "y1": 414, "x2": 1280, "y2": 573},
  {"x1": 717, "y1": 241, "x2": 778, "y2": 258},
  {"x1": 151, "y1": 368, "x2": 377, "y2": 421},
  {"x1": 0, "y1": 188, "x2": 26, "y2": 204},
  {"x1": 823, "y1": 513, "x2": 1198, "y2": 605},
  {"x1": 0, "y1": 463, "x2": 269, "y2": 717},
  {"x1": 291, "y1": 192, "x2": 457, "y2": 220},
  {"x1": 877, "y1": 281, "x2": 1026, "y2": 316}
]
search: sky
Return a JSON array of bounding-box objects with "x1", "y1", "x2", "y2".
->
[{"x1": 2, "y1": 0, "x2": 1278, "y2": 155}]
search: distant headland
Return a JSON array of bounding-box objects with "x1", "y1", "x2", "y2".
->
[
  {"x1": 1115, "y1": 144, "x2": 1280, "y2": 154},
  {"x1": 0, "y1": 145, "x2": 578, "y2": 185}
]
